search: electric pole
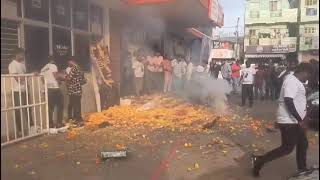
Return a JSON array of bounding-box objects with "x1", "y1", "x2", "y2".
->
[{"x1": 235, "y1": 17, "x2": 240, "y2": 60}]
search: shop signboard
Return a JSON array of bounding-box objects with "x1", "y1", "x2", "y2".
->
[
  {"x1": 213, "y1": 41, "x2": 233, "y2": 50},
  {"x1": 246, "y1": 45, "x2": 289, "y2": 54},
  {"x1": 51, "y1": 0, "x2": 71, "y2": 27},
  {"x1": 210, "y1": 49, "x2": 234, "y2": 59},
  {"x1": 208, "y1": 0, "x2": 219, "y2": 23},
  {"x1": 72, "y1": 0, "x2": 88, "y2": 31}
]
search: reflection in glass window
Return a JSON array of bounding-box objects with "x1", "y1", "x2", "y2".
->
[
  {"x1": 51, "y1": 0, "x2": 71, "y2": 27},
  {"x1": 24, "y1": 0, "x2": 49, "y2": 22},
  {"x1": 72, "y1": 0, "x2": 88, "y2": 31}
]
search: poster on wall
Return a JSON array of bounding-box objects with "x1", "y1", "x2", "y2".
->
[
  {"x1": 24, "y1": 0, "x2": 49, "y2": 22},
  {"x1": 52, "y1": 27, "x2": 71, "y2": 69},
  {"x1": 72, "y1": 0, "x2": 88, "y2": 31},
  {"x1": 51, "y1": 0, "x2": 71, "y2": 27},
  {"x1": 90, "y1": 4, "x2": 103, "y2": 35}
]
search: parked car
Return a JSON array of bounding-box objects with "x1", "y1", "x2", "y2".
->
[{"x1": 306, "y1": 90, "x2": 319, "y2": 131}]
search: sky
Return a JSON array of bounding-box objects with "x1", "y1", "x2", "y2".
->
[{"x1": 219, "y1": 0, "x2": 245, "y2": 34}]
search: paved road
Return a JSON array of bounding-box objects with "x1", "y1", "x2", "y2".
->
[{"x1": 1, "y1": 95, "x2": 319, "y2": 180}]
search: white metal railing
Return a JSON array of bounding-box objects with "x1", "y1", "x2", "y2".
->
[{"x1": 1, "y1": 74, "x2": 49, "y2": 147}]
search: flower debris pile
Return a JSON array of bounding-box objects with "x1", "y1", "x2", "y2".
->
[
  {"x1": 66, "y1": 95, "x2": 267, "y2": 135},
  {"x1": 85, "y1": 95, "x2": 216, "y2": 131}
]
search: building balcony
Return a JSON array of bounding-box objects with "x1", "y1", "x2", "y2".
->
[{"x1": 245, "y1": 8, "x2": 298, "y2": 25}]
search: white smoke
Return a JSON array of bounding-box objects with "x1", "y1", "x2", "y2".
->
[{"x1": 183, "y1": 71, "x2": 232, "y2": 115}]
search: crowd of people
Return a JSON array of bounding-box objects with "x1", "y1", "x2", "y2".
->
[
  {"x1": 8, "y1": 48, "x2": 86, "y2": 131},
  {"x1": 122, "y1": 50, "x2": 195, "y2": 97}
]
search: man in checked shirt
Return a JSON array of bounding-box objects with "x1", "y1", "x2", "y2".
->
[{"x1": 66, "y1": 56, "x2": 86, "y2": 127}]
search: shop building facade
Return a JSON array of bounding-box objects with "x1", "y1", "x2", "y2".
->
[{"x1": 1, "y1": 0, "x2": 223, "y2": 117}]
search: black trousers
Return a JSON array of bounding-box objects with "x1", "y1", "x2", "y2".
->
[
  {"x1": 48, "y1": 89, "x2": 64, "y2": 128},
  {"x1": 259, "y1": 124, "x2": 308, "y2": 171},
  {"x1": 14, "y1": 92, "x2": 34, "y2": 132},
  {"x1": 242, "y1": 84, "x2": 253, "y2": 106},
  {"x1": 68, "y1": 95, "x2": 82, "y2": 122},
  {"x1": 265, "y1": 82, "x2": 276, "y2": 100}
]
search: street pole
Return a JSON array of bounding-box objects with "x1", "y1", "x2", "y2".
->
[
  {"x1": 296, "y1": 0, "x2": 301, "y2": 62},
  {"x1": 235, "y1": 17, "x2": 240, "y2": 60}
]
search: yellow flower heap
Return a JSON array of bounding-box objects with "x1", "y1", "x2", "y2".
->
[{"x1": 85, "y1": 95, "x2": 216, "y2": 131}]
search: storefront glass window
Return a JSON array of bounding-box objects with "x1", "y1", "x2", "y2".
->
[
  {"x1": 90, "y1": 4, "x2": 103, "y2": 35},
  {"x1": 52, "y1": 27, "x2": 71, "y2": 70},
  {"x1": 72, "y1": 0, "x2": 88, "y2": 31},
  {"x1": 51, "y1": 0, "x2": 71, "y2": 27},
  {"x1": 24, "y1": 0, "x2": 49, "y2": 22},
  {"x1": 24, "y1": 25, "x2": 49, "y2": 72},
  {"x1": 74, "y1": 33, "x2": 90, "y2": 71}
]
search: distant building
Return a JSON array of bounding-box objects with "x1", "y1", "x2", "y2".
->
[
  {"x1": 244, "y1": 0, "x2": 298, "y2": 64},
  {"x1": 299, "y1": 0, "x2": 319, "y2": 61}
]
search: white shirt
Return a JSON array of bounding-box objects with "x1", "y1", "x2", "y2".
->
[
  {"x1": 241, "y1": 67, "x2": 256, "y2": 84},
  {"x1": 132, "y1": 60, "x2": 144, "y2": 78},
  {"x1": 277, "y1": 74, "x2": 307, "y2": 124},
  {"x1": 8, "y1": 60, "x2": 26, "y2": 92},
  {"x1": 172, "y1": 60, "x2": 187, "y2": 78},
  {"x1": 41, "y1": 63, "x2": 59, "y2": 89},
  {"x1": 186, "y1": 63, "x2": 193, "y2": 80}
]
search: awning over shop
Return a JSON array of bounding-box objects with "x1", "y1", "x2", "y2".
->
[{"x1": 245, "y1": 54, "x2": 286, "y2": 59}]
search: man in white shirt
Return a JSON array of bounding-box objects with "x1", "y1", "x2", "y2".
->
[
  {"x1": 8, "y1": 48, "x2": 35, "y2": 136},
  {"x1": 41, "y1": 56, "x2": 64, "y2": 128},
  {"x1": 132, "y1": 56, "x2": 145, "y2": 96},
  {"x1": 240, "y1": 61, "x2": 256, "y2": 107},
  {"x1": 251, "y1": 63, "x2": 313, "y2": 177},
  {"x1": 172, "y1": 56, "x2": 187, "y2": 91}
]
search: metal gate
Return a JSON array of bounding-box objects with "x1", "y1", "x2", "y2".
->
[{"x1": 1, "y1": 74, "x2": 49, "y2": 147}]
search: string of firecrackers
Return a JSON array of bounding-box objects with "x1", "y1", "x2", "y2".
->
[{"x1": 90, "y1": 42, "x2": 114, "y2": 87}]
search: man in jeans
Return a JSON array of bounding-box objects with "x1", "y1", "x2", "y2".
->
[
  {"x1": 8, "y1": 48, "x2": 35, "y2": 136},
  {"x1": 66, "y1": 57, "x2": 85, "y2": 127},
  {"x1": 240, "y1": 61, "x2": 256, "y2": 107},
  {"x1": 41, "y1": 56, "x2": 64, "y2": 128},
  {"x1": 251, "y1": 63, "x2": 313, "y2": 177}
]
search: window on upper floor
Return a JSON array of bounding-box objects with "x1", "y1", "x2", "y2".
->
[
  {"x1": 304, "y1": 27, "x2": 316, "y2": 34},
  {"x1": 269, "y1": 0, "x2": 279, "y2": 11},
  {"x1": 306, "y1": 8, "x2": 318, "y2": 16},
  {"x1": 250, "y1": 11, "x2": 260, "y2": 18},
  {"x1": 249, "y1": 29, "x2": 256, "y2": 36},
  {"x1": 305, "y1": 0, "x2": 318, "y2": 6}
]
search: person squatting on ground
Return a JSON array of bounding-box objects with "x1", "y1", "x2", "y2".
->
[
  {"x1": 41, "y1": 56, "x2": 65, "y2": 128},
  {"x1": 66, "y1": 56, "x2": 86, "y2": 127},
  {"x1": 251, "y1": 62, "x2": 313, "y2": 177},
  {"x1": 240, "y1": 61, "x2": 256, "y2": 107}
]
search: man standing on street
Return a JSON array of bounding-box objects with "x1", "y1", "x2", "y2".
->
[
  {"x1": 41, "y1": 56, "x2": 65, "y2": 128},
  {"x1": 251, "y1": 63, "x2": 313, "y2": 177},
  {"x1": 240, "y1": 61, "x2": 256, "y2": 107},
  {"x1": 132, "y1": 55, "x2": 145, "y2": 96},
  {"x1": 231, "y1": 60, "x2": 241, "y2": 94},
  {"x1": 221, "y1": 61, "x2": 232, "y2": 85},
  {"x1": 66, "y1": 56, "x2": 86, "y2": 127},
  {"x1": 8, "y1": 48, "x2": 35, "y2": 136}
]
